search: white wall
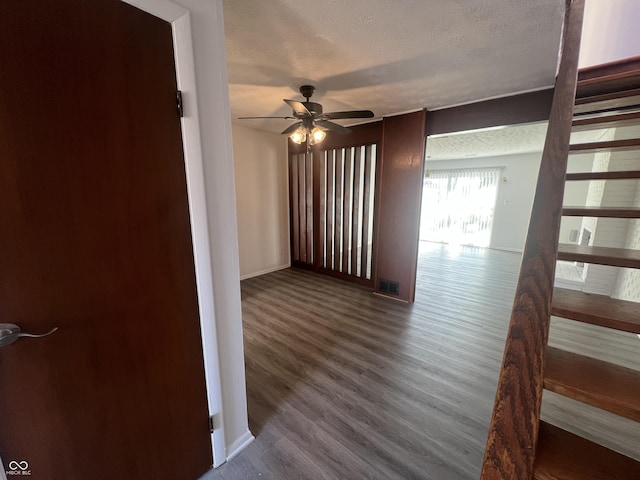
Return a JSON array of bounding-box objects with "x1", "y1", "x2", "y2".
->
[
  {"x1": 426, "y1": 151, "x2": 542, "y2": 252},
  {"x1": 578, "y1": 142, "x2": 640, "y2": 296},
  {"x1": 613, "y1": 180, "x2": 640, "y2": 301},
  {"x1": 580, "y1": 0, "x2": 640, "y2": 67},
  {"x1": 559, "y1": 154, "x2": 592, "y2": 244},
  {"x1": 174, "y1": 0, "x2": 252, "y2": 460},
  {"x1": 232, "y1": 124, "x2": 290, "y2": 279}
]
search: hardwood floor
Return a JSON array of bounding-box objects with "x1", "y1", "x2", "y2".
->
[{"x1": 206, "y1": 242, "x2": 640, "y2": 480}]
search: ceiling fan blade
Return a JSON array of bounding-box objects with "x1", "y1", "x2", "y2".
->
[
  {"x1": 238, "y1": 116, "x2": 296, "y2": 119},
  {"x1": 284, "y1": 99, "x2": 311, "y2": 116},
  {"x1": 324, "y1": 110, "x2": 374, "y2": 120},
  {"x1": 281, "y1": 122, "x2": 302, "y2": 135},
  {"x1": 315, "y1": 120, "x2": 351, "y2": 135}
]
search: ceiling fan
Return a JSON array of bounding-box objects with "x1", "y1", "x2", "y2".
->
[{"x1": 239, "y1": 85, "x2": 374, "y2": 146}]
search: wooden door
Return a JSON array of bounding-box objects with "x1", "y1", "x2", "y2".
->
[{"x1": 0, "y1": 1, "x2": 212, "y2": 478}]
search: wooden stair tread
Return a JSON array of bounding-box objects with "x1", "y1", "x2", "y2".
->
[
  {"x1": 562, "y1": 206, "x2": 640, "y2": 218},
  {"x1": 574, "y1": 87, "x2": 640, "y2": 115},
  {"x1": 566, "y1": 170, "x2": 640, "y2": 180},
  {"x1": 544, "y1": 347, "x2": 640, "y2": 422},
  {"x1": 534, "y1": 422, "x2": 640, "y2": 479},
  {"x1": 552, "y1": 287, "x2": 640, "y2": 333},
  {"x1": 572, "y1": 110, "x2": 640, "y2": 131},
  {"x1": 570, "y1": 138, "x2": 640, "y2": 154},
  {"x1": 575, "y1": 86, "x2": 640, "y2": 103},
  {"x1": 557, "y1": 244, "x2": 640, "y2": 268}
]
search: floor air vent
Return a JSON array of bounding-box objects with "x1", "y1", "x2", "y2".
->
[{"x1": 379, "y1": 279, "x2": 400, "y2": 296}]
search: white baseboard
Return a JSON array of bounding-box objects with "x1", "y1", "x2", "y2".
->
[
  {"x1": 226, "y1": 429, "x2": 255, "y2": 461},
  {"x1": 240, "y1": 263, "x2": 290, "y2": 281}
]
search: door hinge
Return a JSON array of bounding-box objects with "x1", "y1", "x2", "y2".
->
[
  {"x1": 177, "y1": 90, "x2": 184, "y2": 118},
  {"x1": 209, "y1": 414, "x2": 215, "y2": 433}
]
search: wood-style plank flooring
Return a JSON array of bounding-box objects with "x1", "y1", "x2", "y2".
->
[{"x1": 206, "y1": 242, "x2": 640, "y2": 480}]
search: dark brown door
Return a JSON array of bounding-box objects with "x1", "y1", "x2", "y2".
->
[{"x1": 0, "y1": 1, "x2": 212, "y2": 478}]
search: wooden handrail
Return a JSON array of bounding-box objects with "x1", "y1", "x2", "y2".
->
[{"x1": 479, "y1": 1, "x2": 585, "y2": 479}]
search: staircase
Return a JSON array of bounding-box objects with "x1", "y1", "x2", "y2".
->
[{"x1": 480, "y1": 0, "x2": 640, "y2": 478}]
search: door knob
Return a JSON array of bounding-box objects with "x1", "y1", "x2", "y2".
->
[{"x1": 0, "y1": 323, "x2": 58, "y2": 347}]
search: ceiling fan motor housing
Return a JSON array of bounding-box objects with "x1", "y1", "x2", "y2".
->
[
  {"x1": 299, "y1": 84, "x2": 315, "y2": 98},
  {"x1": 295, "y1": 85, "x2": 323, "y2": 116}
]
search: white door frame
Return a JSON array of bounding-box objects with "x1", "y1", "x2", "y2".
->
[{"x1": 122, "y1": 0, "x2": 226, "y2": 467}]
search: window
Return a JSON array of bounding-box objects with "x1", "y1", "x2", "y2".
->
[{"x1": 420, "y1": 167, "x2": 501, "y2": 247}]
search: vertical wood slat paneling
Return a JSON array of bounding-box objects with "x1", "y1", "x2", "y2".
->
[
  {"x1": 306, "y1": 152, "x2": 314, "y2": 264},
  {"x1": 315, "y1": 150, "x2": 326, "y2": 268},
  {"x1": 361, "y1": 145, "x2": 373, "y2": 280},
  {"x1": 342, "y1": 148, "x2": 353, "y2": 274},
  {"x1": 370, "y1": 145, "x2": 378, "y2": 278},
  {"x1": 323, "y1": 144, "x2": 377, "y2": 280},
  {"x1": 326, "y1": 150, "x2": 335, "y2": 270},
  {"x1": 351, "y1": 146, "x2": 363, "y2": 277},
  {"x1": 298, "y1": 153, "x2": 307, "y2": 263},
  {"x1": 290, "y1": 154, "x2": 300, "y2": 262},
  {"x1": 289, "y1": 141, "x2": 377, "y2": 283},
  {"x1": 334, "y1": 149, "x2": 344, "y2": 272}
]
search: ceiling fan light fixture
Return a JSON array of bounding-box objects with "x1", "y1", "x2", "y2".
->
[
  {"x1": 290, "y1": 126, "x2": 327, "y2": 146},
  {"x1": 289, "y1": 127, "x2": 306, "y2": 144},
  {"x1": 309, "y1": 127, "x2": 326, "y2": 145},
  {"x1": 241, "y1": 85, "x2": 373, "y2": 143}
]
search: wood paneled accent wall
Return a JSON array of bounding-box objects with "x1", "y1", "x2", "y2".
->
[
  {"x1": 427, "y1": 89, "x2": 554, "y2": 136},
  {"x1": 323, "y1": 145, "x2": 377, "y2": 277},
  {"x1": 373, "y1": 110, "x2": 427, "y2": 302},
  {"x1": 290, "y1": 151, "x2": 314, "y2": 264},
  {"x1": 289, "y1": 122, "x2": 382, "y2": 286}
]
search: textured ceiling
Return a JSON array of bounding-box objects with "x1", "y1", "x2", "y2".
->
[
  {"x1": 426, "y1": 122, "x2": 619, "y2": 161},
  {"x1": 426, "y1": 123, "x2": 548, "y2": 160},
  {"x1": 222, "y1": 0, "x2": 565, "y2": 135}
]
